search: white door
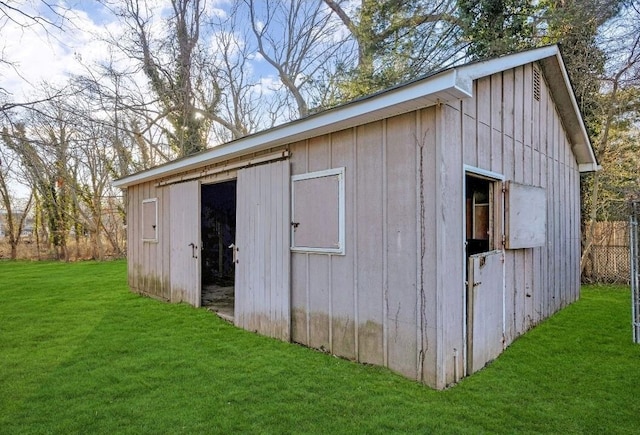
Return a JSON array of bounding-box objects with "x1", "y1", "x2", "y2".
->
[
  {"x1": 467, "y1": 250, "x2": 504, "y2": 374},
  {"x1": 235, "y1": 160, "x2": 290, "y2": 341},
  {"x1": 170, "y1": 180, "x2": 201, "y2": 307}
]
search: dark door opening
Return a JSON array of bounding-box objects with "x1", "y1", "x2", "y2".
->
[
  {"x1": 201, "y1": 180, "x2": 237, "y2": 320},
  {"x1": 465, "y1": 175, "x2": 492, "y2": 257}
]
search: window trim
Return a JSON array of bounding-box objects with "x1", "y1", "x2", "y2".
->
[
  {"x1": 290, "y1": 167, "x2": 345, "y2": 255},
  {"x1": 142, "y1": 197, "x2": 158, "y2": 243}
]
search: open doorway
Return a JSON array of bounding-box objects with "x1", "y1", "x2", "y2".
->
[{"x1": 201, "y1": 180, "x2": 237, "y2": 321}]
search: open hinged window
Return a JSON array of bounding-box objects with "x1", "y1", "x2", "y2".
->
[
  {"x1": 465, "y1": 169, "x2": 503, "y2": 256},
  {"x1": 504, "y1": 181, "x2": 546, "y2": 249},
  {"x1": 291, "y1": 167, "x2": 345, "y2": 254},
  {"x1": 142, "y1": 198, "x2": 158, "y2": 242}
]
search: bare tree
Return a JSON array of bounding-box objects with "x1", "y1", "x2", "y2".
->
[
  {"x1": 102, "y1": 0, "x2": 255, "y2": 156},
  {"x1": 1, "y1": 91, "x2": 76, "y2": 260},
  {"x1": 71, "y1": 56, "x2": 173, "y2": 173},
  {"x1": 246, "y1": 0, "x2": 350, "y2": 117},
  {"x1": 201, "y1": 5, "x2": 264, "y2": 143},
  {"x1": 580, "y1": 1, "x2": 640, "y2": 273},
  {"x1": 0, "y1": 143, "x2": 32, "y2": 259},
  {"x1": 0, "y1": 1, "x2": 70, "y2": 117}
]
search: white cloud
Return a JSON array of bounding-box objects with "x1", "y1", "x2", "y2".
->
[
  {"x1": 251, "y1": 75, "x2": 281, "y2": 96},
  {"x1": 1, "y1": 3, "x2": 114, "y2": 97}
]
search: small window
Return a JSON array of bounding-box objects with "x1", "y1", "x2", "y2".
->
[
  {"x1": 142, "y1": 198, "x2": 158, "y2": 242},
  {"x1": 291, "y1": 167, "x2": 345, "y2": 254}
]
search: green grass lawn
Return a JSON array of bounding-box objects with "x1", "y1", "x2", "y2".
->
[{"x1": 1, "y1": 261, "x2": 638, "y2": 434}]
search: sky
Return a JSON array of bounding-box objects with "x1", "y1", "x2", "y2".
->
[
  {"x1": 2, "y1": 1, "x2": 109, "y2": 98},
  {"x1": 1, "y1": 0, "x2": 237, "y2": 102}
]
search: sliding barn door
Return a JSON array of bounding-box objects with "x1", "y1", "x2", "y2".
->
[
  {"x1": 235, "y1": 160, "x2": 291, "y2": 341},
  {"x1": 467, "y1": 250, "x2": 504, "y2": 374},
  {"x1": 169, "y1": 180, "x2": 201, "y2": 307}
]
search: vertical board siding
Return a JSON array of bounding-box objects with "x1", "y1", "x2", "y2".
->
[
  {"x1": 385, "y1": 112, "x2": 418, "y2": 380},
  {"x1": 305, "y1": 135, "x2": 332, "y2": 350},
  {"x1": 127, "y1": 181, "x2": 169, "y2": 301},
  {"x1": 419, "y1": 107, "x2": 439, "y2": 386},
  {"x1": 127, "y1": 183, "x2": 137, "y2": 289},
  {"x1": 124, "y1": 60, "x2": 582, "y2": 391},
  {"x1": 329, "y1": 129, "x2": 356, "y2": 359},
  {"x1": 462, "y1": 62, "x2": 581, "y2": 360},
  {"x1": 462, "y1": 81, "x2": 478, "y2": 167},
  {"x1": 355, "y1": 122, "x2": 384, "y2": 365},
  {"x1": 290, "y1": 142, "x2": 309, "y2": 345},
  {"x1": 436, "y1": 103, "x2": 465, "y2": 387},
  {"x1": 289, "y1": 109, "x2": 432, "y2": 380},
  {"x1": 502, "y1": 68, "x2": 517, "y2": 344},
  {"x1": 287, "y1": 59, "x2": 581, "y2": 389},
  {"x1": 235, "y1": 160, "x2": 291, "y2": 341},
  {"x1": 160, "y1": 186, "x2": 170, "y2": 300},
  {"x1": 467, "y1": 251, "x2": 505, "y2": 374},
  {"x1": 490, "y1": 74, "x2": 503, "y2": 174},
  {"x1": 169, "y1": 180, "x2": 201, "y2": 307}
]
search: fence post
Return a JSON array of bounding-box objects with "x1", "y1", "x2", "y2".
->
[{"x1": 631, "y1": 201, "x2": 640, "y2": 343}]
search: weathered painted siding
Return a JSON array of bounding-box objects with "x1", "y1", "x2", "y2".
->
[
  {"x1": 290, "y1": 110, "x2": 434, "y2": 383},
  {"x1": 440, "y1": 62, "x2": 581, "y2": 384},
  {"x1": 169, "y1": 180, "x2": 201, "y2": 306},
  {"x1": 127, "y1": 180, "x2": 171, "y2": 300},
  {"x1": 235, "y1": 160, "x2": 291, "y2": 341},
  {"x1": 125, "y1": 148, "x2": 287, "y2": 302}
]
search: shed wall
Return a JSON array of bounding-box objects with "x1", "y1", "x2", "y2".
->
[
  {"x1": 437, "y1": 62, "x2": 581, "y2": 384},
  {"x1": 289, "y1": 109, "x2": 437, "y2": 383},
  {"x1": 290, "y1": 61, "x2": 581, "y2": 389},
  {"x1": 127, "y1": 180, "x2": 171, "y2": 300}
]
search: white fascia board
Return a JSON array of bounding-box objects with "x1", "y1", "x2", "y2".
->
[
  {"x1": 113, "y1": 69, "x2": 472, "y2": 189},
  {"x1": 550, "y1": 51, "x2": 598, "y2": 168},
  {"x1": 459, "y1": 45, "x2": 559, "y2": 81},
  {"x1": 578, "y1": 163, "x2": 601, "y2": 173}
]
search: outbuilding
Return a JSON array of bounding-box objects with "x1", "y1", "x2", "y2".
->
[{"x1": 113, "y1": 45, "x2": 598, "y2": 389}]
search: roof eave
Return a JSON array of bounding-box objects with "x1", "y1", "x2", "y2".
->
[
  {"x1": 113, "y1": 45, "x2": 600, "y2": 188},
  {"x1": 538, "y1": 51, "x2": 599, "y2": 172}
]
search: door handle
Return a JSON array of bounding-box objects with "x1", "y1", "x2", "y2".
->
[{"x1": 188, "y1": 242, "x2": 198, "y2": 259}]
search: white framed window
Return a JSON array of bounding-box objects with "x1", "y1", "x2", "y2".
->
[
  {"x1": 291, "y1": 167, "x2": 345, "y2": 255},
  {"x1": 142, "y1": 198, "x2": 158, "y2": 242}
]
